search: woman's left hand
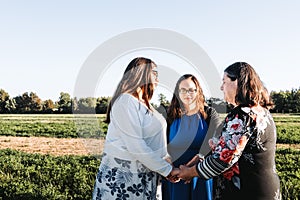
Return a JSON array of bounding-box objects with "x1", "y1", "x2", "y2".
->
[{"x1": 185, "y1": 154, "x2": 203, "y2": 167}]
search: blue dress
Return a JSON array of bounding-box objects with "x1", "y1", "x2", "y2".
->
[{"x1": 162, "y1": 113, "x2": 213, "y2": 200}]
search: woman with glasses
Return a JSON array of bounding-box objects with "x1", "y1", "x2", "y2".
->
[
  {"x1": 92, "y1": 57, "x2": 179, "y2": 200},
  {"x1": 162, "y1": 74, "x2": 221, "y2": 200},
  {"x1": 178, "y1": 62, "x2": 281, "y2": 200}
]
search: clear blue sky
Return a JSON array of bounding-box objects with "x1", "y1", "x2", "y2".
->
[{"x1": 1, "y1": 1, "x2": 299, "y2": 103}]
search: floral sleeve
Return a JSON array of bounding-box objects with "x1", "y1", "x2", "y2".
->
[{"x1": 196, "y1": 107, "x2": 254, "y2": 181}]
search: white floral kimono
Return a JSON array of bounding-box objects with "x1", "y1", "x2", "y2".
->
[{"x1": 92, "y1": 93, "x2": 172, "y2": 200}]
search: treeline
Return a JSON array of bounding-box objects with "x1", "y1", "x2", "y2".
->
[
  {"x1": 270, "y1": 88, "x2": 300, "y2": 113},
  {"x1": 0, "y1": 87, "x2": 300, "y2": 114},
  {"x1": 0, "y1": 89, "x2": 110, "y2": 114}
]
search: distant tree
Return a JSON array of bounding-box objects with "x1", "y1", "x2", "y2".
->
[
  {"x1": 156, "y1": 93, "x2": 170, "y2": 118},
  {"x1": 14, "y1": 92, "x2": 32, "y2": 113},
  {"x1": 77, "y1": 97, "x2": 97, "y2": 113},
  {"x1": 29, "y1": 92, "x2": 43, "y2": 113},
  {"x1": 288, "y1": 88, "x2": 300, "y2": 113},
  {"x1": 0, "y1": 89, "x2": 10, "y2": 113},
  {"x1": 96, "y1": 97, "x2": 111, "y2": 114},
  {"x1": 295, "y1": 88, "x2": 300, "y2": 112},
  {"x1": 271, "y1": 91, "x2": 289, "y2": 113},
  {"x1": 4, "y1": 98, "x2": 16, "y2": 113},
  {"x1": 72, "y1": 97, "x2": 78, "y2": 112},
  {"x1": 158, "y1": 93, "x2": 170, "y2": 107},
  {"x1": 57, "y1": 92, "x2": 72, "y2": 113},
  {"x1": 42, "y1": 99, "x2": 55, "y2": 113}
]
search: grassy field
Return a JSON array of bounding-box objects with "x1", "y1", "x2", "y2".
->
[
  {"x1": 0, "y1": 114, "x2": 299, "y2": 199},
  {"x1": 0, "y1": 113, "x2": 299, "y2": 144},
  {"x1": 0, "y1": 114, "x2": 107, "y2": 138}
]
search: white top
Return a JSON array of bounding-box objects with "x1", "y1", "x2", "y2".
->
[{"x1": 103, "y1": 93, "x2": 172, "y2": 177}]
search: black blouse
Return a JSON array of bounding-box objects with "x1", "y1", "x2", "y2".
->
[{"x1": 196, "y1": 106, "x2": 281, "y2": 200}]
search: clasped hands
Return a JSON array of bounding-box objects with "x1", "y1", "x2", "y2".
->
[{"x1": 166, "y1": 154, "x2": 203, "y2": 183}]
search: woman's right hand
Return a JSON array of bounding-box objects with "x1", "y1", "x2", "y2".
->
[
  {"x1": 178, "y1": 165, "x2": 199, "y2": 182},
  {"x1": 166, "y1": 168, "x2": 181, "y2": 183}
]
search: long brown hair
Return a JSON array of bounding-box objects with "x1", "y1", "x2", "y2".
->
[
  {"x1": 167, "y1": 74, "x2": 207, "y2": 125},
  {"x1": 224, "y1": 62, "x2": 274, "y2": 109},
  {"x1": 106, "y1": 57, "x2": 156, "y2": 123}
]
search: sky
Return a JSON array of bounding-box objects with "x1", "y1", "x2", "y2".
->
[{"x1": 1, "y1": 1, "x2": 300, "y2": 104}]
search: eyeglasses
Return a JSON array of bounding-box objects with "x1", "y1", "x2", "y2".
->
[
  {"x1": 152, "y1": 70, "x2": 158, "y2": 78},
  {"x1": 178, "y1": 88, "x2": 197, "y2": 94}
]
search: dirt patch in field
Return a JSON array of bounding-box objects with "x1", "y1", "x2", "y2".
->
[
  {"x1": 0, "y1": 136, "x2": 105, "y2": 156},
  {"x1": 0, "y1": 136, "x2": 299, "y2": 156},
  {"x1": 276, "y1": 143, "x2": 300, "y2": 150}
]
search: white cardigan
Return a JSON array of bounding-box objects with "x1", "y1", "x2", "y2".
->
[{"x1": 103, "y1": 93, "x2": 172, "y2": 177}]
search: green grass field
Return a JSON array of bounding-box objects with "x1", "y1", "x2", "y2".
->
[
  {"x1": 0, "y1": 114, "x2": 299, "y2": 199},
  {"x1": 0, "y1": 113, "x2": 299, "y2": 144},
  {"x1": 0, "y1": 114, "x2": 107, "y2": 138}
]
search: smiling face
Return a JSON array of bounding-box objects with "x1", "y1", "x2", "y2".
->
[
  {"x1": 178, "y1": 78, "x2": 197, "y2": 108},
  {"x1": 221, "y1": 72, "x2": 238, "y2": 105}
]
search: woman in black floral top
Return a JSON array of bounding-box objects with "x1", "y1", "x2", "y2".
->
[{"x1": 178, "y1": 62, "x2": 281, "y2": 200}]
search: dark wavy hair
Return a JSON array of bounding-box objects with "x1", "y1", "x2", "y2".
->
[
  {"x1": 167, "y1": 74, "x2": 207, "y2": 125},
  {"x1": 105, "y1": 57, "x2": 156, "y2": 123},
  {"x1": 224, "y1": 62, "x2": 274, "y2": 109}
]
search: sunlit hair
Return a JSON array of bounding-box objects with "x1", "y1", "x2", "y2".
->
[
  {"x1": 224, "y1": 62, "x2": 274, "y2": 109},
  {"x1": 105, "y1": 57, "x2": 156, "y2": 123},
  {"x1": 167, "y1": 74, "x2": 207, "y2": 125}
]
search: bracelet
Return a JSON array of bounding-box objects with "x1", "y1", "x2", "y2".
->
[{"x1": 197, "y1": 153, "x2": 205, "y2": 160}]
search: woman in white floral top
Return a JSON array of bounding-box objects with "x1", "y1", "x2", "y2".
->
[
  {"x1": 92, "y1": 57, "x2": 179, "y2": 200},
  {"x1": 178, "y1": 62, "x2": 281, "y2": 200}
]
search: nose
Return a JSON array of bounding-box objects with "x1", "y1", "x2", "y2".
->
[{"x1": 220, "y1": 84, "x2": 223, "y2": 91}]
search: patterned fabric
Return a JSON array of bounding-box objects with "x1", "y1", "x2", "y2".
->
[
  {"x1": 101, "y1": 93, "x2": 172, "y2": 177},
  {"x1": 93, "y1": 153, "x2": 159, "y2": 200},
  {"x1": 92, "y1": 94, "x2": 172, "y2": 200},
  {"x1": 197, "y1": 106, "x2": 281, "y2": 200}
]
